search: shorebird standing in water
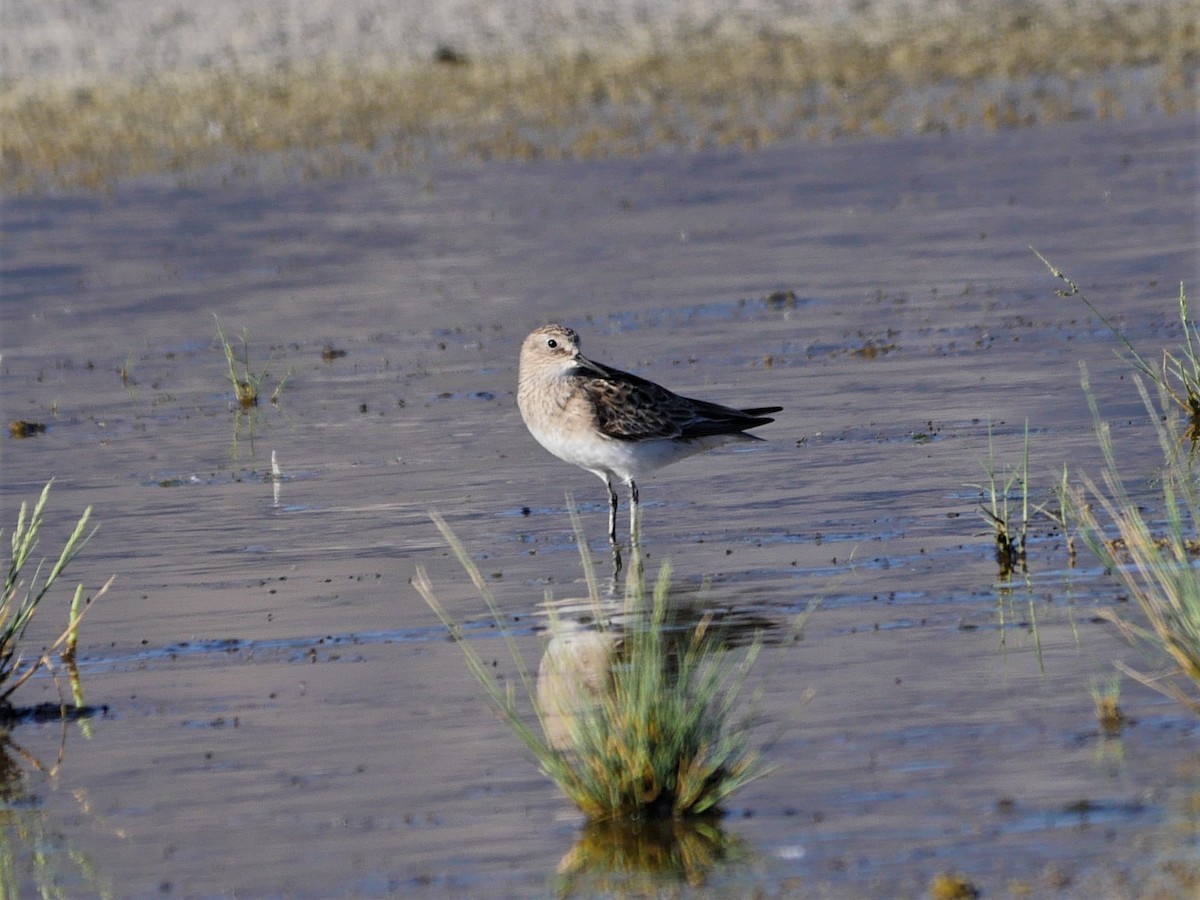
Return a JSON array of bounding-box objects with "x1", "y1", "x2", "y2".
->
[{"x1": 517, "y1": 323, "x2": 781, "y2": 549}]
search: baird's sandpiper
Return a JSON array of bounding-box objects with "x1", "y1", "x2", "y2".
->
[{"x1": 517, "y1": 323, "x2": 781, "y2": 543}]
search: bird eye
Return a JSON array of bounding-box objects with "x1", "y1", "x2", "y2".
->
[{"x1": 547, "y1": 339, "x2": 558, "y2": 349}]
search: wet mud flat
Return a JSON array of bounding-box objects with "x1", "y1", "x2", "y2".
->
[{"x1": 1, "y1": 112, "x2": 1198, "y2": 895}]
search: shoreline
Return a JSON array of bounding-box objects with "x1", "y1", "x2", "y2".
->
[
  {"x1": 2, "y1": 0, "x2": 1149, "y2": 87},
  {"x1": 1, "y1": 0, "x2": 1196, "y2": 194}
]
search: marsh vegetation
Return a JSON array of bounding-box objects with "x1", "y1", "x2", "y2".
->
[
  {"x1": 1, "y1": 87, "x2": 1195, "y2": 893},
  {"x1": 2, "y1": 1, "x2": 1194, "y2": 193},
  {"x1": 416, "y1": 510, "x2": 777, "y2": 823},
  {"x1": 1, "y1": 481, "x2": 110, "y2": 706}
]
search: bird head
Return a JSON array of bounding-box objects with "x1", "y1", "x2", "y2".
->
[{"x1": 521, "y1": 323, "x2": 583, "y2": 376}]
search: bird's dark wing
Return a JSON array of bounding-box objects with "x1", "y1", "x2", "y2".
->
[
  {"x1": 669, "y1": 396, "x2": 779, "y2": 438},
  {"x1": 568, "y1": 356, "x2": 780, "y2": 442},
  {"x1": 569, "y1": 357, "x2": 687, "y2": 440}
]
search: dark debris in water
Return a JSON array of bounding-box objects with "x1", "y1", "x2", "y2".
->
[
  {"x1": 435, "y1": 390, "x2": 497, "y2": 402},
  {"x1": 0, "y1": 702, "x2": 110, "y2": 726},
  {"x1": 8, "y1": 420, "x2": 47, "y2": 438},
  {"x1": 321, "y1": 345, "x2": 348, "y2": 362},
  {"x1": 763, "y1": 290, "x2": 798, "y2": 308}
]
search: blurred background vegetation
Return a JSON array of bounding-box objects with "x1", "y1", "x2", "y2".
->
[{"x1": 1, "y1": 0, "x2": 1196, "y2": 193}]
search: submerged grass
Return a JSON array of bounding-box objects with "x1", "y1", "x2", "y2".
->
[
  {"x1": 2, "y1": 1, "x2": 1195, "y2": 193},
  {"x1": 0, "y1": 806, "x2": 114, "y2": 900},
  {"x1": 1, "y1": 481, "x2": 112, "y2": 705},
  {"x1": 972, "y1": 421, "x2": 1030, "y2": 579},
  {"x1": 413, "y1": 508, "x2": 770, "y2": 821},
  {"x1": 1090, "y1": 673, "x2": 1126, "y2": 736},
  {"x1": 1069, "y1": 366, "x2": 1200, "y2": 711},
  {"x1": 555, "y1": 814, "x2": 747, "y2": 891},
  {"x1": 1042, "y1": 464, "x2": 1078, "y2": 566},
  {"x1": 214, "y1": 315, "x2": 290, "y2": 409}
]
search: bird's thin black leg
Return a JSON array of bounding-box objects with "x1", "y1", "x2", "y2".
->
[
  {"x1": 624, "y1": 480, "x2": 646, "y2": 588},
  {"x1": 603, "y1": 476, "x2": 623, "y2": 587},
  {"x1": 606, "y1": 477, "x2": 620, "y2": 545},
  {"x1": 610, "y1": 541, "x2": 623, "y2": 587},
  {"x1": 629, "y1": 480, "x2": 640, "y2": 546}
]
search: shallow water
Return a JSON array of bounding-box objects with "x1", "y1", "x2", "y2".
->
[{"x1": 2, "y1": 113, "x2": 1199, "y2": 896}]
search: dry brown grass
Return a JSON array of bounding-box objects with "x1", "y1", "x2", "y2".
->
[
  {"x1": 3, "y1": 1, "x2": 1196, "y2": 193},
  {"x1": 1071, "y1": 371, "x2": 1200, "y2": 712}
]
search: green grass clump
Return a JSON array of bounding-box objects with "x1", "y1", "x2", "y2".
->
[
  {"x1": 1069, "y1": 368, "x2": 1200, "y2": 712},
  {"x1": 1035, "y1": 261, "x2": 1200, "y2": 712},
  {"x1": 214, "y1": 315, "x2": 290, "y2": 408},
  {"x1": 414, "y1": 509, "x2": 770, "y2": 821},
  {"x1": 971, "y1": 421, "x2": 1030, "y2": 578},
  {"x1": 2, "y1": 481, "x2": 111, "y2": 704}
]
